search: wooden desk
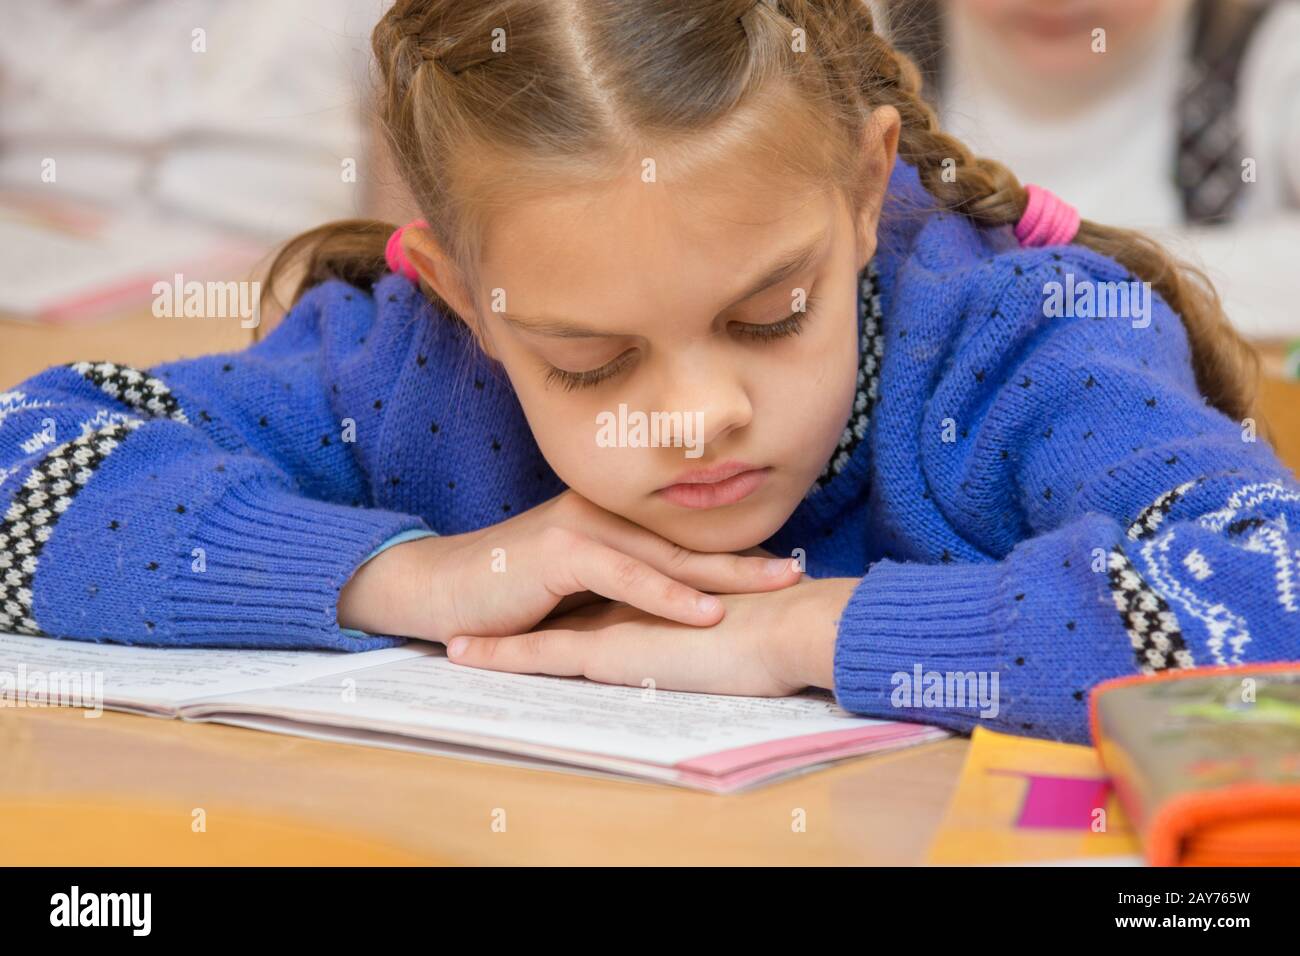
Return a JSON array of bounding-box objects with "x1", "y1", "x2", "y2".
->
[
  {"x1": 1, "y1": 310, "x2": 253, "y2": 388},
  {"x1": 0, "y1": 308, "x2": 963, "y2": 865},
  {"x1": 1258, "y1": 374, "x2": 1300, "y2": 475},
  {"x1": 3, "y1": 313, "x2": 1295, "y2": 461},
  {"x1": 0, "y1": 311, "x2": 1295, "y2": 865},
  {"x1": 0, "y1": 706, "x2": 969, "y2": 865}
]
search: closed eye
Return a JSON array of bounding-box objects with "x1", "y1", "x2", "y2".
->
[
  {"x1": 543, "y1": 349, "x2": 637, "y2": 392},
  {"x1": 542, "y1": 293, "x2": 820, "y2": 391},
  {"x1": 732, "y1": 292, "x2": 819, "y2": 341}
]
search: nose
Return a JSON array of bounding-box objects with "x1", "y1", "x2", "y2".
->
[{"x1": 655, "y1": 344, "x2": 753, "y2": 451}]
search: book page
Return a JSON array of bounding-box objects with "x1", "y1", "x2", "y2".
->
[
  {"x1": 0, "y1": 631, "x2": 428, "y2": 710},
  {"x1": 187, "y1": 649, "x2": 903, "y2": 767},
  {"x1": 217, "y1": 713, "x2": 643, "y2": 786}
]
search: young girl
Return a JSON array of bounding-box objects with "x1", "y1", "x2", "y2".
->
[{"x1": 2, "y1": 0, "x2": 1296, "y2": 745}]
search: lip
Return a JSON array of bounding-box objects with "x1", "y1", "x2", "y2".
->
[
  {"x1": 656, "y1": 463, "x2": 770, "y2": 510},
  {"x1": 1016, "y1": 9, "x2": 1092, "y2": 40}
]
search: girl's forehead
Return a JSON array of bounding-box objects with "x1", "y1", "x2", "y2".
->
[
  {"x1": 477, "y1": 184, "x2": 843, "y2": 340},
  {"x1": 479, "y1": 173, "x2": 841, "y2": 289}
]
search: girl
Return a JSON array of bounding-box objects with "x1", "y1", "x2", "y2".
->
[{"x1": 2, "y1": 0, "x2": 1296, "y2": 745}]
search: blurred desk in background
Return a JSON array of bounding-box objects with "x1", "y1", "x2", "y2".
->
[
  {"x1": 3, "y1": 313, "x2": 1296, "y2": 475},
  {"x1": 1, "y1": 310, "x2": 253, "y2": 388},
  {"x1": 1258, "y1": 349, "x2": 1300, "y2": 473}
]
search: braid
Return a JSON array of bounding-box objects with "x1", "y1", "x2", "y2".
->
[
  {"x1": 873, "y1": 42, "x2": 1027, "y2": 227},
  {"x1": 765, "y1": 0, "x2": 1257, "y2": 421},
  {"x1": 885, "y1": 50, "x2": 1257, "y2": 421},
  {"x1": 266, "y1": 0, "x2": 1258, "y2": 423}
]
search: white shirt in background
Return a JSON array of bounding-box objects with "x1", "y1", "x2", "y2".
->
[{"x1": 936, "y1": 1, "x2": 1300, "y2": 340}]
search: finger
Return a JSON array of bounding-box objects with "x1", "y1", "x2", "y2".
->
[
  {"x1": 446, "y1": 624, "x2": 732, "y2": 694},
  {"x1": 545, "y1": 535, "x2": 724, "y2": 627},
  {"x1": 585, "y1": 513, "x2": 801, "y2": 594},
  {"x1": 543, "y1": 589, "x2": 606, "y2": 620},
  {"x1": 445, "y1": 630, "x2": 589, "y2": 677},
  {"x1": 541, "y1": 601, "x2": 640, "y2": 632}
]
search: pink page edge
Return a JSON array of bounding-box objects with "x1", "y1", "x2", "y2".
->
[{"x1": 676, "y1": 722, "x2": 937, "y2": 776}]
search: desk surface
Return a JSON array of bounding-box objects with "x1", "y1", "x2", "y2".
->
[
  {"x1": 0, "y1": 706, "x2": 969, "y2": 865},
  {"x1": 0, "y1": 313, "x2": 1295, "y2": 865}
]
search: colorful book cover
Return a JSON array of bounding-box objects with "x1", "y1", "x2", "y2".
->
[
  {"x1": 1090, "y1": 663, "x2": 1300, "y2": 866},
  {"x1": 928, "y1": 726, "x2": 1141, "y2": 865}
]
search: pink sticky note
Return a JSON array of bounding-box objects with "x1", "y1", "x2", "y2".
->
[{"x1": 990, "y1": 770, "x2": 1113, "y2": 829}]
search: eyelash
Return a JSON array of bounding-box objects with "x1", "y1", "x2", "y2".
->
[
  {"x1": 542, "y1": 294, "x2": 819, "y2": 392},
  {"x1": 544, "y1": 350, "x2": 637, "y2": 392}
]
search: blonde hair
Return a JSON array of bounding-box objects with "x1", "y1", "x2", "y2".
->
[{"x1": 266, "y1": 0, "x2": 1258, "y2": 420}]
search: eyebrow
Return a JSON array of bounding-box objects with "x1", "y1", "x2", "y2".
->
[{"x1": 498, "y1": 228, "x2": 830, "y2": 339}]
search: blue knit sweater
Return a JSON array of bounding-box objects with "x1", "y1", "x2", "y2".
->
[{"x1": 2, "y1": 161, "x2": 1296, "y2": 744}]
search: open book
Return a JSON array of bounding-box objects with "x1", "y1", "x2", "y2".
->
[{"x1": 0, "y1": 630, "x2": 948, "y2": 793}]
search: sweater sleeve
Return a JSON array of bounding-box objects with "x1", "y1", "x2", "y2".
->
[
  {"x1": 0, "y1": 280, "x2": 431, "y2": 650},
  {"x1": 833, "y1": 248, "x2": 1300, "y2": 744}
]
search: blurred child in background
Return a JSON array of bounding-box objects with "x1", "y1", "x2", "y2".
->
[{"x1": 886, "y1": 0, "x2": 1300, "y2": 339}]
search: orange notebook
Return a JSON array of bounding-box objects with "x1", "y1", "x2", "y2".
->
[{"x1": 1089, "y1": 663, "x2": 1300, "y2": 866}]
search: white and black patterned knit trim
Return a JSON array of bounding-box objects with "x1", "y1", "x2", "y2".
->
[
  {"x1": 1106, "y1": 549, "x2": 1194, "y2": 674},
  {"x1": 67, "y1": 360, "x2": 188, "y2": 424},
  {"x1": 809, "y1": 260, "x2": 883, "y2": 494},
  {"x1": 0, "y1": 419, "x2": 145, "y2": 635},
  {"x1": 1106, "y1": 478, "x2": 1207, "y2": 674},
  {"x1": 1125, "y1": 477, "x2": 1205, "y2": 541}
]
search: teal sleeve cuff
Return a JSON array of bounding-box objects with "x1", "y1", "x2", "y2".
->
[{"x1": 339, "y1": 528, "x2": 439, "y2": 638}]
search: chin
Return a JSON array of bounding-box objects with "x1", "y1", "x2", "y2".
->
[
  {"x1": 1019, "y1": 46, "x2": 1103, "y2": 79},
  {"x1": 646, "y1": 499, "x2": 796, "y2": 554}
]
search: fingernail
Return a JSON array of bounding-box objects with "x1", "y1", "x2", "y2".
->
[
  {"x1": 696, "y1": 595, "x2": 720, "y2": 614},
  {"x1": 448, "y1": 637, "x2": 468, "y2": 657},
  {"x1": 765, "y1": 558, "x2": 792, "y2": 576}
]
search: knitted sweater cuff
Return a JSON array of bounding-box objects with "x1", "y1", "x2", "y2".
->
[
  {"x1": 164, "y1": 479, "x2": 430, "y2": 650},
  {"x1": 833, "y1": 559, "x2": 1009, "y2": 733}
]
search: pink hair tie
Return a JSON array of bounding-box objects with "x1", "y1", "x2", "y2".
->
[
  {"x1": 385, "y1": 218, "x2": 429, "y2": 282},
  {"x1": 1014, "y1": 184, "x2": 1080, "y2": 248}
]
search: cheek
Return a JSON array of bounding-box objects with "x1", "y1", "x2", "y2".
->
[
  {"x1": 1109, "y1": 0, "x2": 1168, "y2": 36},
  {"x1": 749, "y1": 299, "x2": 860, "y2": 477},
  {"x1": 504, "y1": 376, "x2": 633, "y2": 503},
  {"x1": 968, "y1": 0, "x2": 1014, "y2": 27}
]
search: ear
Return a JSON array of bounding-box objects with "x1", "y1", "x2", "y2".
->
[
  {"x1": 401, "y1": 226, "x2": 499, "y2": 359},
  {"x1": 854, "y1": 104, "x2": 901, "y2": 272}
]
